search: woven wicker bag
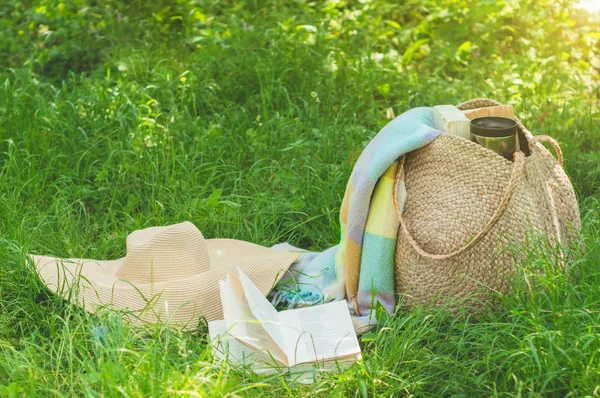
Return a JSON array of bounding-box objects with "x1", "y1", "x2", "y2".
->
[{"x1": 394, "y1": 98, "x2": 581, "y2": 309}]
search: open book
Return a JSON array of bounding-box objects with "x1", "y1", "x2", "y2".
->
[{"x1": 208, "y1": 268, "x2": 361, "y2": 379}]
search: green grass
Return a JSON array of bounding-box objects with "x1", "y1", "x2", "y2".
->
[{"x1": 1, "y1": 0, "x2": 599, "y2": 396}]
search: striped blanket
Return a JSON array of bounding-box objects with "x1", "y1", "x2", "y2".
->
[{"x1": 271, "y1": 107, "x2": 441, "y2": 330}]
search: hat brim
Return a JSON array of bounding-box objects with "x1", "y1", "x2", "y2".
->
[{"x1": 30, "y1": 239, "x2": 298, "y2": 329}]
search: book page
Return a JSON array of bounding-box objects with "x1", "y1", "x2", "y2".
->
[
  {"x1": 209, "y1": 318, "x2": 359, "y2": 381},
  {"x1": 220, "y1": 272, "x2": 288, "y2": 365},
  {"x1": 208, "y1": 320, "x2": 283, "y2": 374},
  {"x1": 278, "y1": 300, "x2": 361, "y2": 366},
  {"x1": 236, "y1": 269, "x2": 288, "y2": 352}
]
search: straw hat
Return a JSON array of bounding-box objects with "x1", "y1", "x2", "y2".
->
[{"x1": 29, "y1": 222, "x2": 298, "y2": 329}]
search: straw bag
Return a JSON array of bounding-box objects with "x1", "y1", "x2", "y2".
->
[{"x1": 394, "y1": 98, "x2": 581, "y2": 310}]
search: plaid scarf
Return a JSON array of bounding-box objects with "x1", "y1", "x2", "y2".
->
[{"x1": 271, "y1": 107, "x2": 441, "y2": 330}]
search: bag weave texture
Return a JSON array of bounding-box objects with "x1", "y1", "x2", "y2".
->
[{"x1": 394, "y1": 98, "x2": 581, "y2": 309}]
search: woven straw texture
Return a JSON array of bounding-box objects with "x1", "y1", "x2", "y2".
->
[
  {"x1": 394, "y1": 98, "x2": 581, "y2": 310},
  {"x1": 31, "y1": 222, "x2": 298, "y2": 329}
]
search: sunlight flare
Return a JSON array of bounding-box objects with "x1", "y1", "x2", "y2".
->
[{"x1": 576, "y1": 0, "x2": 600, "y2": 13}]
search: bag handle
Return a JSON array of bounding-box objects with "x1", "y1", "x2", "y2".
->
[
  {"x1": 393, "y1": 98, "x2": 564, "y2": 261},
  {"x1": 393, "y1": 151, "x2": 526, "y2": 260},
  {"x1": 531, "y1": 135, "x2": 563, "y2": 166}
]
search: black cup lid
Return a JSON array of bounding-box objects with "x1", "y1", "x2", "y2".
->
[{"x1": 470, "y1": 116, "x2": 517, "y2": 137}]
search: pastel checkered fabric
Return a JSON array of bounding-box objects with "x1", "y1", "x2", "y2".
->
[{"x1": 273, "y1": 107, "x2": 441, "y2": 329}]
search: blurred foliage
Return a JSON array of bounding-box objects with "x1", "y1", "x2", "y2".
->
[
  {"x1": 1, "y1": 0, "x2": 598, "y2": 94},
  {"x1": 0, "y1": 0, "x2": 598, "y2": 193},
  {"x1": 1, "y1": 1, "x2": 598, "y2": 192}
]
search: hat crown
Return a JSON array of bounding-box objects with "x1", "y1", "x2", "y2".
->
[{"x1": 117, "y1": 222, "x2": 210, "y2": 283}]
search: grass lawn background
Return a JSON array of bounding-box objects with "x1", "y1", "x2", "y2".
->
[{"x1": 0, "y1": 0, "x2": 599, "y2": 396}]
